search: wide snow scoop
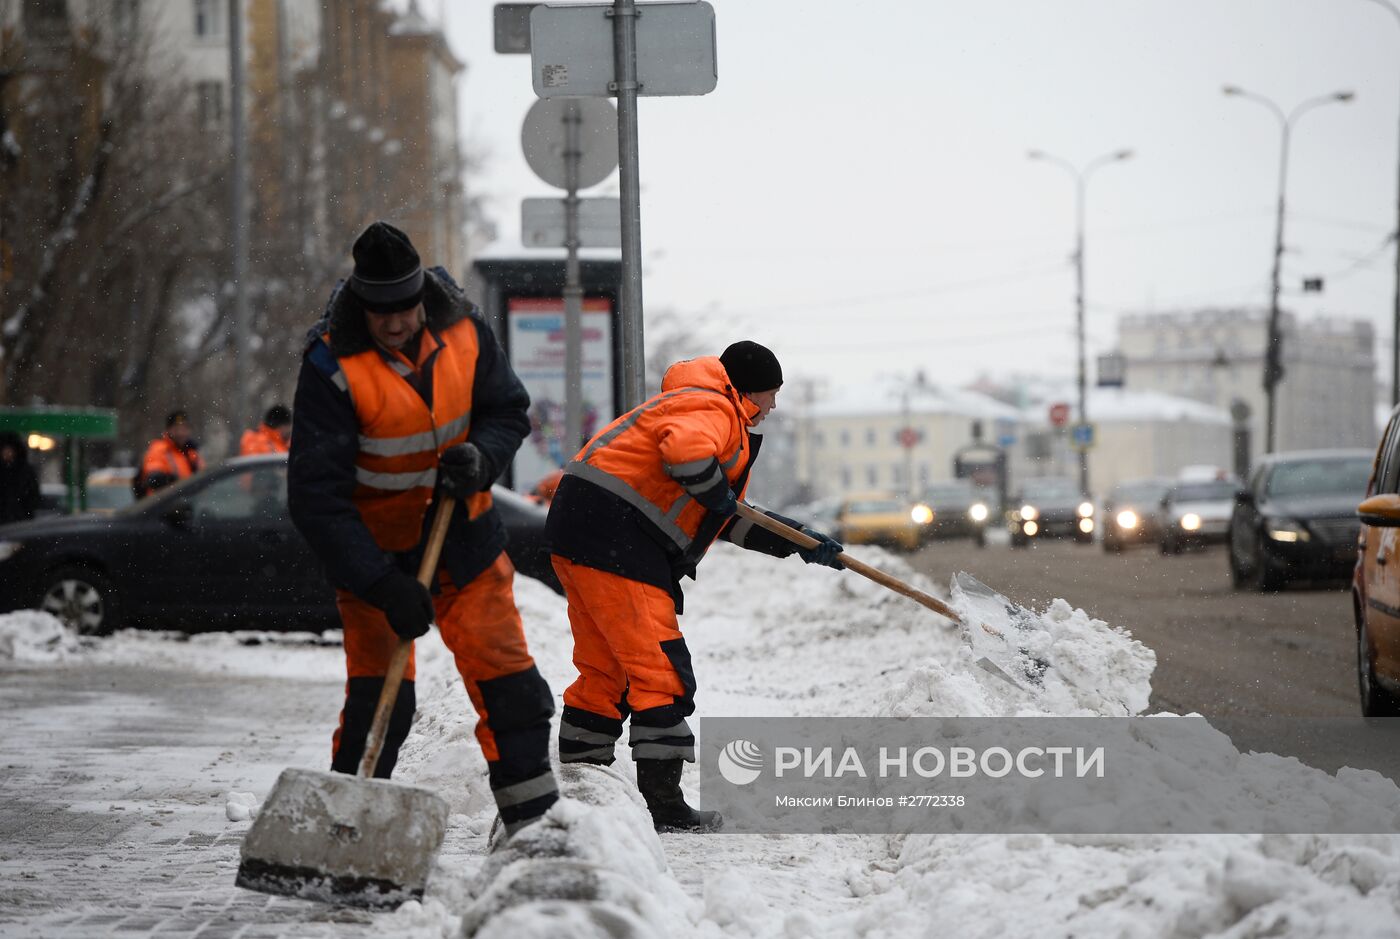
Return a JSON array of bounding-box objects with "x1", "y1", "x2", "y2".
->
[
  {"x1": 736, "y1": 503, "x2": 1047, "y2": 690},
  {"x1": 235, "y1": 499, "x2": 456, "y2": 909}
]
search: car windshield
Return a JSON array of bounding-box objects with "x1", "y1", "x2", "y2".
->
[
  {"x1": 1266, "y1": 457, "x2": 1372, "y2": 499},
  {"x1": 1022, "y1": 479, "x2": 1079, "y2": 500},
  {"x1": 849, "y1": 499, "x2": 904, "y2": 514},
  {"x1": 1171, "y1": 482, "x2": 1237, "y2": 502},
  {"x1": 923, "y1": 483, "x2": 973, "y2": 501},
  {"x1": 1112, "y1": 481, "x2": 1169, "y2": 504}
]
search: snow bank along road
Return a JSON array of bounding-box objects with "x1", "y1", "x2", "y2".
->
[{"x1": 5, "y1": 544, "x2": 1400, "y2": 937}]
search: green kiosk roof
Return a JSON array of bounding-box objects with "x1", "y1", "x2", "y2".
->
[{"x1": 0, "y1": 406, "x2": 118, "y2": 439}]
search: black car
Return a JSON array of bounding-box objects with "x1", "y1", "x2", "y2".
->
[
  {"x1": 0, "y1": 455, "x2": 560, "y2": 635},
  {"x1": 1008, "y1": 477, "x2": 1096, "y2": 547},
  {"x1": 1228, "y1": 449, "x2": 1372, "y2": 591},
  {"x1": 1101, "y1": 477, "x2": 1172, "y2": 553},
  {"x1": 916, "y1": 480, "x2": 991, "y2": 546}
]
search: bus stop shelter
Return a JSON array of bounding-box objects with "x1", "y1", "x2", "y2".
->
[{"x1": 0, "y1": 406, "x2": 118, "y2": 512}]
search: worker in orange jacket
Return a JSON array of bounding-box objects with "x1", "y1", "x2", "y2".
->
[
  {"x1": 287, "y1": 222, "x2": 557, "y2": 839},
  {"x1": 239, "y1": 404, "x2": 291, "y2": 455},
  {"x1": 546, "y1": 341, "x2": 845, "y2": 831},
  {"x1": 137, "y1": 410, "x2": 203, "y2": 497}
]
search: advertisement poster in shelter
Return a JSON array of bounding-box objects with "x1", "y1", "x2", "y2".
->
[{"x1": 507, "y1": 298, "x2": 615, "y2": 495}]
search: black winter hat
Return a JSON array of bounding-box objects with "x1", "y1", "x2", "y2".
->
[
  {"x1": 165, "y1": 409, "x2": 191, "y2": 428},
  {"x1": 263, "y1": 404, "x2": 292, "y2": 428},
  {"x1": 719, "y1": 341, "x2": 783, "y2": 393},
  {"x1": 349, "y1": 221, "x2": 424, "y2": 313}
]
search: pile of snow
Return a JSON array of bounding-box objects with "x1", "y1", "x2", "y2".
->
[
  {"x1": 224, "y1": 790, "x2": 259, "y2": 822},
  {"x1": 0, "y1": 610, "x2": 87, "y2": 662}
]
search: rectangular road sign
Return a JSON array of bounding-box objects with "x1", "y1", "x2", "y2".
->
[
  {"x1": 1070, "y1": 422, "x2": 1096, "y2": 451},
  {"x1": 530, "y1": 1, "x2": 717, "y2": 98},
  {"x1": 522, "y1": 197, "x2": 622, "y2": 248},
  {"x1": 494, "y1": 4, "x2": 538, "y2": 53}
]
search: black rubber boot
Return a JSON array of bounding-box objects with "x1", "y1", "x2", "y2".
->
[{"x1": 635, "y1": 758, "x2": 722, "y2": 832}]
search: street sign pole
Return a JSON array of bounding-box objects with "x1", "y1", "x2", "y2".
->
[
  {"x1": 611, "y1": 0, "x2": 645, "y2": 410},
  {"x1": 563, "y1": 101, "x2": 584, "y2": 453}
]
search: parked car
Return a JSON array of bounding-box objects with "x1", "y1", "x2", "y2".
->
[
  {"x1": 832, "y1": 491, "x2": 926, "y2": 552},
  {"x1": 1354, "y1": 407, "x2": 1400, "y2": 715},
  {"x1": 915, "y1": 480, "x2": 990, "y2": 546},
  {"x1": 1228, "y1": 449, "x2": 1372, "y2": 592},
  {"x1": 1101, "y1": 477, "x2": 1171, "y2": 553},
  {"x1": 0, "y1": 454, "x2": 560, "y2": 636},
  {"x1": 1159, "y1": 478, "x2": 1239, "y2": 554},
  {"x1": 1007, "y1": 477, "x2": 1095, "y2": 547}
]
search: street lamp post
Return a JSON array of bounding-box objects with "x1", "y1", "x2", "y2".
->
[
  {"x1": 1028, "y1": 147, "x2": 1133, "y2": 497},
  {"x1": 1223, "y1": 84, "x2": 1354, "y2": 453},
  {"x1": 1361, "y1": 0, "x2": 1400, "y2": 408}
]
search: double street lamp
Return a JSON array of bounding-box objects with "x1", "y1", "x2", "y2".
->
[
  {"x1": 1028, "y1": 147, "x2": 1134, "y2": 497},
  {"x1": 1223, "y1": 84, "x2": 1354, "y2": 454}
]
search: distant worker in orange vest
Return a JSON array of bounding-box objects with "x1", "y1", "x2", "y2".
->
[
  {"x1": 529, "y1": 467, "x2": 564, "y2": 506},
  {"x1": 137, "y1": 410, "x2": 204, "y2": 498},
  {"x1": 239, "y1": 404, "x2": 292, "y2": 456},
  {"x1": 286, "y1": 221, "x2": 557, "y2": 839}
]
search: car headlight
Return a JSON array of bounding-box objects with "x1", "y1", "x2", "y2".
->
[
  {"x1": 1180, "y1": 513, "x2": 1202, "y2": 531},
  {"x1": 1023, "y1": 520, "x2": 1039, "y2": 536},
  {"x1": 0, "y1": 540, "x2": 22, "y2": 562},
  {"x1": 1020, "y1": 504, "x2": 1039, "y2": 521},
  {"x1": 1077, "y1": 501, "x2": 1095, "y2": 518},
  {"x1": 1078, "y1": 518, "x2": 1095, "y2": 533},
  {"x1": 1266, "y1": 520, "x2": 1310, "y2": 543},
  {"x1": 910, "y1": 504, "x2": 934, "y2": 525},
  {"x1": 1116, "y1": 510, "x2": 1138, "y2": 530},
  {"x1": 968, "y1": 502, "x2": 989, "y2": 522}
]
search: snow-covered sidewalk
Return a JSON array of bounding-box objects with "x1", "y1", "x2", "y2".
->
[{"x1": 5, "y1": 545, "x2": 1400, "y2": 937}]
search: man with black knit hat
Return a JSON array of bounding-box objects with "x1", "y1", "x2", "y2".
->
[
  {"x1": 546, "y1": 341, "x2": 845, "y2": 832},
  {"x1": 287, "y1": 221, "x2": 558, "y2": 840}
]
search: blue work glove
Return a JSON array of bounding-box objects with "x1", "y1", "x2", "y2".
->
[
  {"x1": 439, "y1": 443, "x2": 493, "y2": 497},
  {"x1": 797, "y1": 529, "x2": 845, "y2": 570},
  {"x1": 694, "y1": 485, "x2": 738, "y2": 519}
]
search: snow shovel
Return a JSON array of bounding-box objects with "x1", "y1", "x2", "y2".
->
[
  {"x1": 735, "y1": 503, "x2": 1048, "y2": 690},
  {"x1": 235, "y1": 498, "x2": 456, "y2": 909}
]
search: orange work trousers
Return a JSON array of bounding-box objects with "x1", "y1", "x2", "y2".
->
[
  {"x1": 553, "y1": 555, "x2": 697, "y2": 764},
  {"x1": 331, "y1": 552, "x2": 542, "y2": 772}
]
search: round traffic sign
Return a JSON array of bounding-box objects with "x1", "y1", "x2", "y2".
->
[
  {"x1": 898, "y1": 427, "x2": 921, "y2": 449},
  {"x1": 1049, "y1": 402, "x2": 1070, "y2": 427},
  {"x1": 521, "y1": 98, "x2": 619, "y2": 191}
]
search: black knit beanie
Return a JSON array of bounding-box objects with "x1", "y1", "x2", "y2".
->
[
  {"x1": 719, "y1": 341, "x2": 783, "y2": 393},
  {"x1": 349, "y1": 221, "x2": 424, "y2": 313},
  {"x1": 263, "y1": 404, "x2": 292, "y2": 428}
]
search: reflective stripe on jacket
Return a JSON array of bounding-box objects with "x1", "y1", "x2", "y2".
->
[
  {"x1": 565, "y1": 357, "x2": 753, "y2": 556},
  {"x1": 329, "y1": 319, "x2": 492, "y2": 552}
]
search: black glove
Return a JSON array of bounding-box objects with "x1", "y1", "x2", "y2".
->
[
  {"x1": 797, "y1": 529, "x2": 845, "y2": 570},
  {"x1": 439, "y1": 443, "x2": 493, "y2": 498},
  {"x1": 694, "y1": 485, "x2": 738, "y2": 518},
  {"x1": 364, "y1": 570, "x2": 435, "y2": 640}
]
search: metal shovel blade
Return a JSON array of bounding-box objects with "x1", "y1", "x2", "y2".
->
[
  {"x1": 235, "y1": 767, "x2": 450, "y2": 909},
  {"x1": 950, "y1": 572, "x2": 1051, "y2": 691}
]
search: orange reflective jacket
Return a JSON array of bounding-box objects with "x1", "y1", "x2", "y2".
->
[
  {"x1": 329, "y1": 320, "x2": 492, "y2": 552},
  {"x1": 563, "y1": 357, "x2": 759, "y2": 556},
  {"x1": 239, "y1": 423, "x2": 289, "y2": 455},
  {"x1": 140, "y1": 435, "x2": 202, "y2": 483}
]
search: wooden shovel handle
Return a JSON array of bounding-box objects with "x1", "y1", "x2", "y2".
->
[
  {"x1": 735, "y1": 502, "x2": 961, "y2": 624},
  {"x1": 359, "y1": 497, "x2": 456, "y2": 779}
]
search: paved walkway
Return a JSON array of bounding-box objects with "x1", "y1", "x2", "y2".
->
[{"x1": 0, "y1": 663, "x2": 472, "y2": 938}]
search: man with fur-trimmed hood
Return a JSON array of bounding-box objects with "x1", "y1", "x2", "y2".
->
[{"x1": 287, "y1": 222, "x2": 558, "y2": 838}]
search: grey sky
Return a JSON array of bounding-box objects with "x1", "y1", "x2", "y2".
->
[{"x1": 443, "y1": 0, "x2": 1399, "y2": 391}]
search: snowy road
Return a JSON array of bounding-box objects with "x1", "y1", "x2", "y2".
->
[{"x1": 5, "y1": 546, "x2": 1400, "y2": 937}]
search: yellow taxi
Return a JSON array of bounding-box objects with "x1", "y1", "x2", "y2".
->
[
  {"x1": 1356, "y1": 406, "x2": 1400, "y2": 715},
  {"x1": 833, "y1": 491, "x2": 928, "y2": 553}
]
